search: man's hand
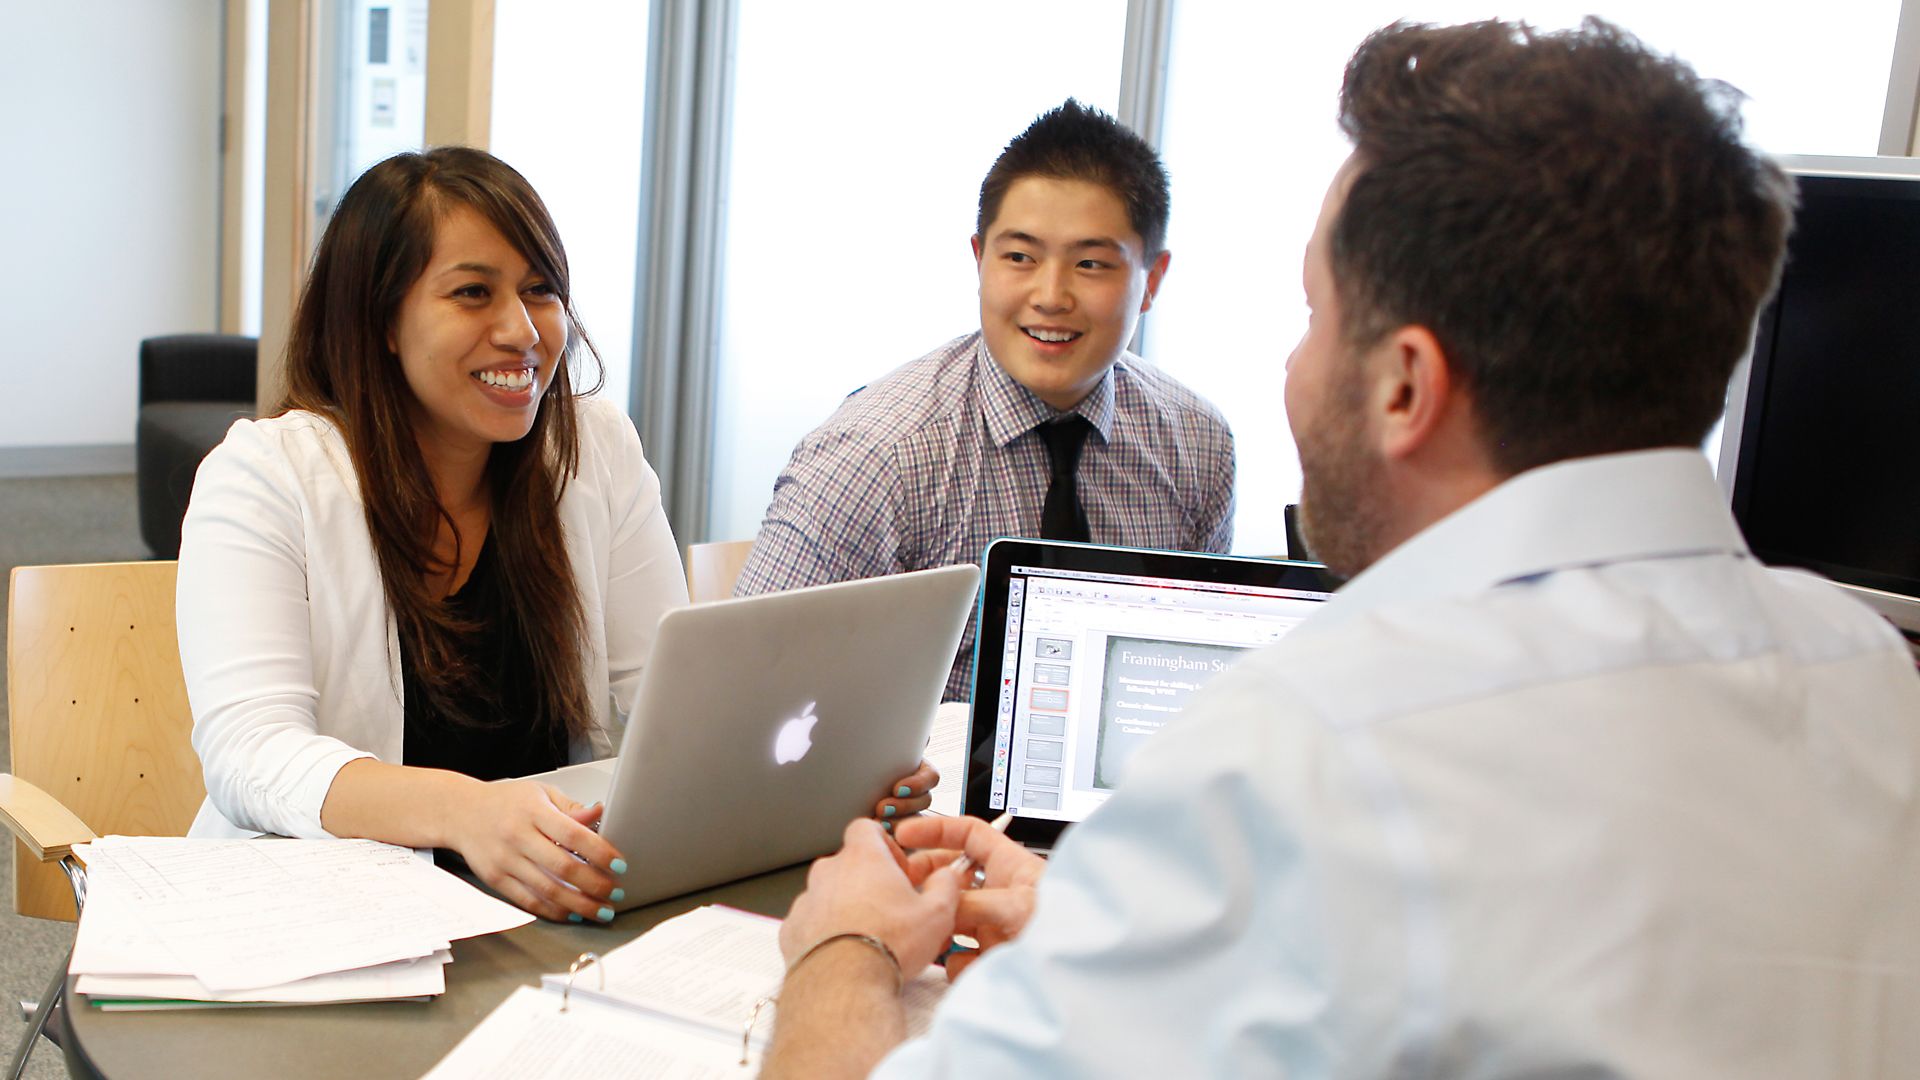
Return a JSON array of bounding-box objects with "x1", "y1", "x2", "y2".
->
[
  {"x1": 780, "y1": 818, "x2": 963, "y2": 977},
  {"x1": 893, "y1": 815, "x2": 1046, "y2": 979},
  {"x1": 763, "y1": 815, "x2": 1050, "y2": 1078},
  {"x1": 441, "y1": 780, "x2": 627, "y2": 923}
]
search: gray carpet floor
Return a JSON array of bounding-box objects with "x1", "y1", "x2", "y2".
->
[{"x1": 1, "y1": 473, "x2": 152, "y2": 1080}]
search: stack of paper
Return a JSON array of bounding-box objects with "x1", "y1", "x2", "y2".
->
[
  {"x1": 68, "y1": 836, "x2": 534, "y2": 1008},
  {"x1": 423, "y1": 905, "x2": 950, "y2": 1077},
  {"x1": 925, "y1": 700, "x2": 970, "y2": 817}
]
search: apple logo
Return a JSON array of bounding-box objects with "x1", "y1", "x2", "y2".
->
[{"x1": 774, "y1": 702, "x2": 819, "y2": 765}]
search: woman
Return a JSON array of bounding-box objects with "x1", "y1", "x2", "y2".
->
[{"x1": 176, "y1": 147, "x2": 934, "y2": 923}]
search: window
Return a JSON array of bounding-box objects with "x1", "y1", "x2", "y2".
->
[
  {"x1": 1151, "y1": 2, "x2": 1906, "y2": 555},
  {"x1": 309, "y1": 0, "x2": 429, "y2": 242},
  {"x1": 490, "y1": 1, "x2": 651, "y2": 412},
  {"x1": 706, "y1": 0, "x2": 1128, "y2": 542}
]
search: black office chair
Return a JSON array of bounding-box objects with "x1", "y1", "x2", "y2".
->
[
  {"x1": 135, "y1": 334, "x2": 258, "y2": 559},
  {"x1": 1283, "y1": 503, "x2": 1310, "y2": 562}
]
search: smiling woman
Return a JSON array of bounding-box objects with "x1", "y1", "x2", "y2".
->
[
  {"x1": 387, "y1": 203, "x2": 569, "y2": 455},
  {"x1": 172, "y1": 147, "x2": 689, "y2": 923}
]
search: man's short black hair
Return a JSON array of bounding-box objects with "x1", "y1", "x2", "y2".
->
[
  {"x1": 1334, "y1": 19, "x2": 1795, "y2": 474},
  {"x1": 977, "y1": 99, "x2": 1171, "y2": 255}
]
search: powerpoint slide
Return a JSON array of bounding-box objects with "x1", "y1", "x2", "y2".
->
[
  {"x1": 1092, "y1": 636, "x2": 1249, "y2": 789},
  {"x1": 1035, "y1": 637, "x2": 1074, "y2": 660},
  {"x1": 1031, "y1": 688, "x2": 1069, "y2": 712},
  {"x1": 1027, "y1": 714, "x2": 1065, "y2": 736},
  {"x1": 1033, "y1": 663, "x2": 1071, "y2": 686}
]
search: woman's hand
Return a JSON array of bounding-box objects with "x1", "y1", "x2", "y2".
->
[
  {"x1": 874, "y1": 759, "x2": 940, "y2": 826},
  {"x1": 321, "y1": 760, "x2": 629, "y2": 923},
  {"x1": 440, "y1": 780, "x2": 628, "y2": 923}
]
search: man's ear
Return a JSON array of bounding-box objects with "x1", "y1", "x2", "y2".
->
[
  {"x1": 1139, "y1": 250, "x2": 1173, "y2": 313},
  {"x1": 971, "y1": 235, "x2": 984, "y2": 264},
  {"x1": 1374, "y1": 324, "x2": 1455, "y2": 461}
]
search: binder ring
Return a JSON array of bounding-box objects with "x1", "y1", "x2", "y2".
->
[
  {"x1": 742, "y1": 994, "x2": 776, "y2": 1067},
  {"x1": 561, "y1": 951, "x2": 603, "y2": 1013}
]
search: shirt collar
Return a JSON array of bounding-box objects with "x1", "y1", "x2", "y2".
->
[
  {"x1": 1296, "y1": 448, "x2": 1751, "y2": 640},
  {"x1": 975, "y1": 335, "x2": 1119, "y2": 447}
]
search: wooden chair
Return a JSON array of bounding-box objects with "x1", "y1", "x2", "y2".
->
[
  {"x1": 0, "y1": 561, "x2": 204, "y2": 1079},
  {"x1": 685, "y1": 539, "x2": 757, "y2": 603}
]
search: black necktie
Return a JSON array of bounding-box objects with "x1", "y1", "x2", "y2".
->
[{"x1": 1036, "y1": 415, "x2": 1093, "y2": 543}]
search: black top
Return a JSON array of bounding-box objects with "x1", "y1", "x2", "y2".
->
[{"x1": 402, "y1": 532, "x2": 569, "y2": 781}]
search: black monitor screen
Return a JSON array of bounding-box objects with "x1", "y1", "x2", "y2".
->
[{"x1": 1730, "y1": 173, "x2": 1920, "y2": 599}]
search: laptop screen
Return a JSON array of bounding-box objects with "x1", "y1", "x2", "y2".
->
[{"x1": 965, "y1": 540, "x2": 1335, "y2": 846}]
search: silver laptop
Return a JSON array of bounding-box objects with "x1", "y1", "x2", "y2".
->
[{"x1": 523, "y1": 563, "x2": 980, "y2": 910}]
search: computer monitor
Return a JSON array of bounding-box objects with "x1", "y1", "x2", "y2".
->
[
  {"x1": 965, "y1": 539, "x2": 1336, "y2": 849},
  {"x1": 1719, "y1": 155, "x2": 1920, "y2": 637}
]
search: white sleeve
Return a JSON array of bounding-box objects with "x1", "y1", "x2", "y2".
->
[
  {"x1": 593, "y1": 400, "x2": 688, "y2": 729},
  {"x1": 175, "y1": 421, "x2": 373, "y2": 838}
]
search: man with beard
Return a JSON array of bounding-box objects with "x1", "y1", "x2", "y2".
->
[{"x1": 756, "y1": 19, "x2": 1920, "y2": 1077}]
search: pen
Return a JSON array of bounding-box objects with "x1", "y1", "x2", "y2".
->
[{"x1": 948, "y1": 810, "x2": 1014, "y2": 888}]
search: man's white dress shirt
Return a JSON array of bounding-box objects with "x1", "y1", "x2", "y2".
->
[{"x1": 878, "y1": 449, "x2": 1920, "y2": 1077}]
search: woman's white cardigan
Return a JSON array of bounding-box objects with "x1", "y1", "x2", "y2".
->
[{"x1": 176, "y1": 396, "x2": 688, "y2": 839}]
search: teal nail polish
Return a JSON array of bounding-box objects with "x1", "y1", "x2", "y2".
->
[
  {"x1": 883, "y1": 820, "x2": 894, "y2": 834},
  {"x1": 610, "y1": 858, "x2": 628, "y2": 875},
  {"x1": 597, "y1": 906, "x2": 615, "y2": 922},
  {"x1": 896, "y1": 785, "x2": 912, "y2": 798},
  {"x1": 882, "y1": 805, "x2": 897, "y2": 819},
  {"x1": 610, "y1": 888, "x2": 626, "y2": 903},
  {"x1": 568, "y1": 913, "x2": 583, "y2": 924}
]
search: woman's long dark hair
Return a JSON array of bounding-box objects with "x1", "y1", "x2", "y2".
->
[{"x1": 280, "y1": 146, "x2": 601, "y2": 741}]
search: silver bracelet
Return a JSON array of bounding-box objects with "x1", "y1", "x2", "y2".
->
[
  {"x1": 743, "y1": 933, "x2": 905, "y2": 1066},
  {"x1": 784, "y1": 931, "x2": 905, "y2": 992}
]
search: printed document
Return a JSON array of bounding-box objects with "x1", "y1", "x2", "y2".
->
[
  {"x1": 423, "y1": 905, "x2": 949, "y2": 1078},
  {"x1": 69, "y1": 836, "x2": 531, "y2": 997}
]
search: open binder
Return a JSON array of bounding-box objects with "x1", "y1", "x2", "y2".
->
[{"x1": 422, "y1": 905, "x2": 948, "y2": 1077}]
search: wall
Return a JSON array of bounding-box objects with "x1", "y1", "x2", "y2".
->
[{"x1": 0, "y1": 2, "x2": 222, "y2": 453}]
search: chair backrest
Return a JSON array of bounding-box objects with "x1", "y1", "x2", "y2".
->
[
  {"x1": 685, "y1": 540, "x2": 757, "y2": 604},
  {"x1": 1284, "y1": 503, "x2": 1309, "y2": 562},
  {"x1": 138, "y1": 333, "x2": 258, "y2": 405},
  {"x1": 7, "y1": 562, "x2": 204, "y2": 920}
]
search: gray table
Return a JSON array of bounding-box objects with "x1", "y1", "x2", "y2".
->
[{"x1": 60, "y1": 863, "x2": 810, "y2": 1079}]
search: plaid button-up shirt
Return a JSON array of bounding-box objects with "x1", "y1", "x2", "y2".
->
[{"x1": 735, "y1": 332, "x2": 1236, "y2": 701}]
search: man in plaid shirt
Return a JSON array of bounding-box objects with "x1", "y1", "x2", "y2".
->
[{"x1": 735, "y1": 100, "x2": 1236, "y2": 704}]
